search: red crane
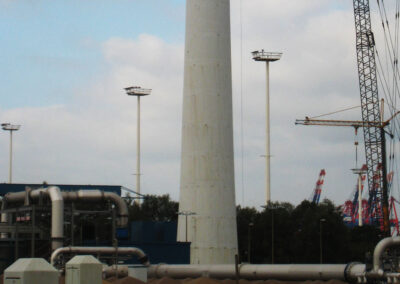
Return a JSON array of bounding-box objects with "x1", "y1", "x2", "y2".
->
[{"x1": 309, "y1": 169, "x2": 326, "y2": 204}]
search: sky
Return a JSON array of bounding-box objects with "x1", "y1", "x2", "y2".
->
[{"x1": 1, "y1": 0, "x2": 397, "y2": 208}]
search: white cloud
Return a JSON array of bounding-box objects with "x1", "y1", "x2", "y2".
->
[{"x1": 1, "y1": 1, "x2": 394, "y2": 209}]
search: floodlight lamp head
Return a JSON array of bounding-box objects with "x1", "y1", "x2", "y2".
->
[
  {"x1": 124, "y1": 86, "x2": 152, "y2": 97},
  {"x1": 351, "y1": 167, "x2": 367, "y2": 175},
  {"x1": 252, "y1": 50, "x2": 282, "y2": 62},
  {"x1": 1, "y1": 123, "x2": 20, "y2": 131}
]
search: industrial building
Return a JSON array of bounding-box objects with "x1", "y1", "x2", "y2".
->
[{"x1": 0, "y1": 184, "x2": 189, "y2": 272}]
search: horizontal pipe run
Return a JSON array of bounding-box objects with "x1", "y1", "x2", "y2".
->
[
  {"x1": 2, "y1": 187, "x2": 129, "y2": 251},
  {"x1": 60, "y1": 190, "x2": 129, "y2": 227},
  {"x1": 51, "y1": 246, "x2": 150, "y2": 266},
  {"x1": 148, "y1": 264, "x2": 366, "y2": 281},
  {"x1": 4, "y1": 188, "x2": 128, "y2": 228},
  {"x1": 103, "y1": 265, "x2": 129, "y2": 278}
]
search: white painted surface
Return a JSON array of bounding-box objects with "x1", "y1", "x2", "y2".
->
[
  {"x1": 265, "y1": 62, "x2": 271, "y2": 205},
  {"x1": 178, "y1": 0, "x2": 238, "y2": 264},
  {"x1": 66, "y1": 255, "x2": 102, "y2": 284},
  {"x1": 358, "y1": 174, "x2": 363, "y2": 226},
  {"x1": 4, "y1": 258, "x2": 58, "y2": 284},
  {"x1": 128, "y1": 266, "x2": 148, "y2": 282}
]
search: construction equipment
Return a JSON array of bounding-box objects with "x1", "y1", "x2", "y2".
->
[
  {"x1": 295, "y1": 114, "x2": 399, "y2": 234},
  {"x1": 309, "y1": 169, "x2": 326, "y2": 204},
  {"x1": 296, "y1": 0, "x2": 400, "y2": 236}
]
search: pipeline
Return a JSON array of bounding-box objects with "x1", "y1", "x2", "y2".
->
[
  {"x1": 51, "y1": 246, "x2": 150, "y2": 266},
  {"x1": 60, "y1": 190, "x2": 128, "y2": 227},
  {"x1": 1, "y1": 187, "x2": 129, "y2": 250},
  {"x1": 148, "y1": 263, "x2": 366, "y2": 281},
  {"x1": 2, "y1": 186, "x2": 64, "y2": 250},
  {"x1": 103, "y1": 265, "x2": 129, "y2": 279}
]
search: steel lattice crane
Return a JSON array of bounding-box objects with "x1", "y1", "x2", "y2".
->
[
  {"x1": 295, "y1": 114, "x2": 398, "y2": 235},
  {"x1": 296, "y1": 0, "x2": 398, "y2": 236},
  {"x1": 352, "y1": 0, "x2": 390, "y2": 236}
]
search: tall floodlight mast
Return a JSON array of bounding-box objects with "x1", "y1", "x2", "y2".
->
[
  {"x1": 352, "y1": 0, "x2": 390, "y2": 236},
  {"x1": 124, "y1": 86, "x2": 152, "y2": 202},
  {"x1": 252, "y1": 50, "x2": 282, "y2": 205},
  {"x1": 1, "y1": 123, "x2": 21, "y2": 183}
]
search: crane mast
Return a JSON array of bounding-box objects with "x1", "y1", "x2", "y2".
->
[{"x1": 352, "y1": 0, "x2": 390, "y2": 236}]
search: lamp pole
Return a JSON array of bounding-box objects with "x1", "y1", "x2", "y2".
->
[
  {"x1": 1, "y1": 123, "x2": 21, "y2": 183},
  {"x1": 252, "y1": 50, "x2": 282, "y2": 205},
  {"x1": 319, "y1": 218, "x2": 326, "y2": 264},
  {"x1": 177, "y1": 211, "x2": 196, "y2": 242},
  {"x1": 247, "y1": 222, "x2": 254, "y2": 263},
  {"x1": 262, "y1": 203, "x2": 282, "y2": 264},
  {"x1": 352, "y1": 165, "x2": 367, "y2": 226},
  {"x1": 124, "y1": 86, "x2": 151, "y2": 202}
]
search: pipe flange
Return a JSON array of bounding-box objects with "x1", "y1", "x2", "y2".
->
[{"x1": 344, "y1": 262, "x2": 363, "y2": 283}]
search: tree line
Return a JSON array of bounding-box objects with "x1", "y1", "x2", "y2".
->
[{"x1": 126, "y1": 194, "x2": 381, "y2": 264}]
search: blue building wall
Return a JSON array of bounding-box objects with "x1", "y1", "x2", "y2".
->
[
  {"x1": 0, "y1": 183, "x2": 122, "y2": 196},
  {"x1": 117, "y1": 221, "x2": 190, "y2": 264}
]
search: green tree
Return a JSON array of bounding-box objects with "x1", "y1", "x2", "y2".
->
[{"x1": 128, "y1": 194, "x2": 178, "y2": 222}]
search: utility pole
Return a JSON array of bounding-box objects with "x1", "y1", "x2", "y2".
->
[
  {"x1": 252, "y1": 50, "x2": 282, "y2": 205},
  {"x1": 352, "y1": 165, "x2": 367, "y2": 226},
  {"x1": 319, "y1": 218, "x2": 326, "y2": 264},
  {"x1": 1, "y1": 123, "x2": 21, "y2": 183},
  {"x1": 262, "y1": 203, "x2": 282, "y2": 264},
  {"x1": 124, "y1": 86, "x2": 151, "y2": 203},
  {"x1": 247, "y1": 222, "x2": 254, "y2": 263}
]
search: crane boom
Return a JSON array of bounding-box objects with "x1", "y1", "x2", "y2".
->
[
  {"x1": 352, "y1": 0, "x2": 390, "y2": 236},
  {"x1": 296, "y1": 116, "x2": 389, "y2": 234}
]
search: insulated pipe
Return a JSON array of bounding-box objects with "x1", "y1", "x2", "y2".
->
[
  {"x1": 61, "y1": 190, "x2": 128, "y2": 227},
  {"x1": 103, "y1": 265, "x2": 129, "y2": 278},
  {"x1": 30, "y1": 186, "x2": 64, "y2": 250},
  {"x1": 1, "y1": 186, "x2": 64, "y2": 249},
  {"x1": 2, "y1": 188, "x2": 129, "y2": 248},
  {"x1": 1, "y1": 191, "x2": 26, "y2": 239},
  {"x1": 50, "y1": 246, "x2": 150, "y2": 266},
  {"x1": 148, "y1": 263, "x2": 366, "y2": 281},
  {"x1": 371, "y1": 236, "x2": 400, "y2": 276}
]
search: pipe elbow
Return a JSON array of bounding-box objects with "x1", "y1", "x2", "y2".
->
[
  {"x1": 104, "y1": 192, "x2": 129, "y2": 228},
  {"x1": 51, "y1": 246, "x2": 70, "y2": 265},
  {"x1": 373, "y1": 237, "x2": 400, "y2": 273},
  {"x1": 126, "y1": 247, "x2": 149, "y2": 266},
  {"x1": 47, "y1": 186, "x2": 63, "y2": 202}
]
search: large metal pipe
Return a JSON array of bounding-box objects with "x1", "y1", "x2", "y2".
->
[
  {"x1": 31, "y1": 187, "x2": 64, "y2": 250},
  {"x1": 1, "y1": 187, "x2": 129, "y2": 250},
  {"x1": 50, "y1": 246, "x2": 149, "y2": 266},
  {"x1": 60, "y1": 190, "x2": 129, "y2": 227},
  {"x1": 3, "y1": 186, "x2": 64, "y2": 250},
  {"x1": 148, "y1": 263, "x2": 366, "y2": 281},
  {"x1": 370, "y1": 236, "x2": 400, "y2": 276}
]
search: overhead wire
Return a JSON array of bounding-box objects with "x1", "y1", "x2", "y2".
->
[
  {"x1": 309, "y1": 105, "x2": 361, "y2": 119},
  {"x1": 375, "y1": 0, "x2": 400, "y2": 207},
  {"x1": 240, "y1": 0, "x2": 245, "y2": 205}
]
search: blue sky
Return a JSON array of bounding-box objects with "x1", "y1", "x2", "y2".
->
[
  {"x1": 1, "y1": 0, "x2": 185, "y2": 109},
  {"x1": 1, "y1": 0, "x2": 397, "y2": 207}
]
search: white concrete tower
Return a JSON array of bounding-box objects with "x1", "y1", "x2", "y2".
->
[{"x1": 177, "y1": 0, "x2": 238, "y2": 264}]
